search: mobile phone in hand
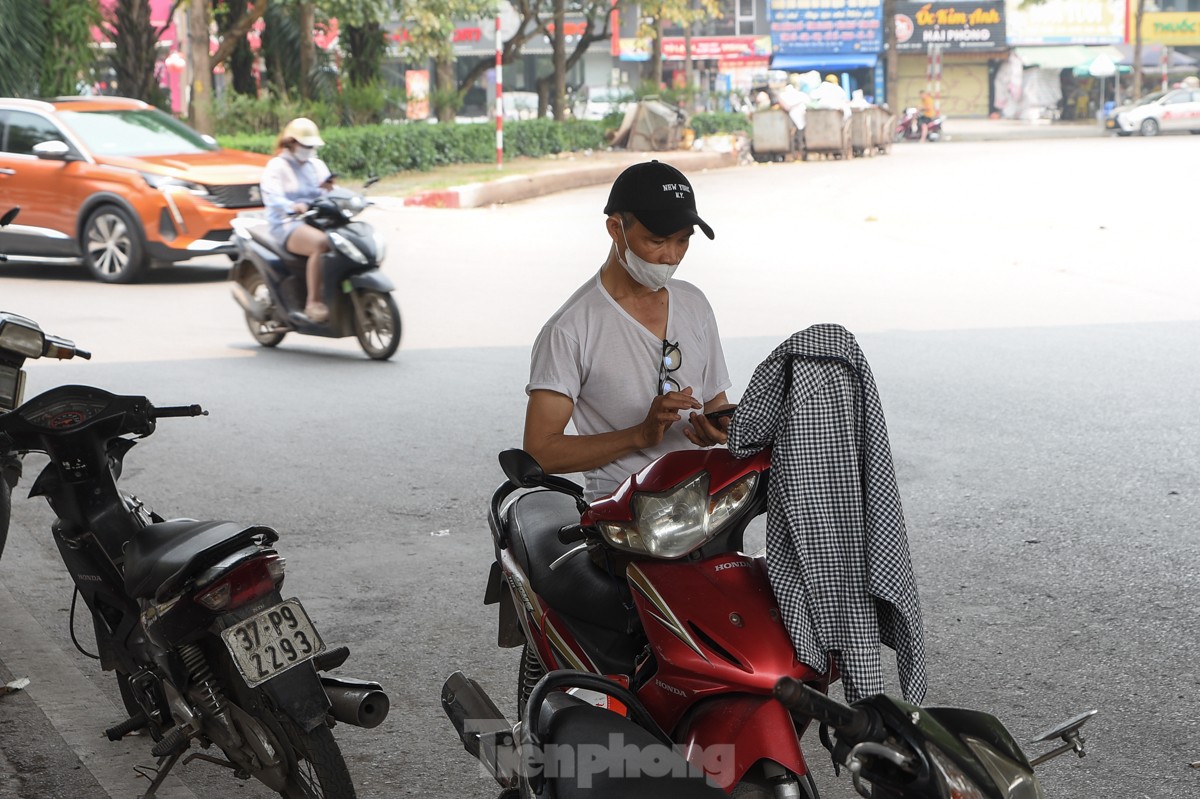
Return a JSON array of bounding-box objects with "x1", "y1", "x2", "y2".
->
[{"x1": 705, "y1": 407, "x2": 736, "y2": 424}]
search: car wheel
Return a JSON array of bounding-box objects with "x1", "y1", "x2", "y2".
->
[
  {"x1": 1139, "y1": 118, "x2": 1159, "y2": 137},
  {"x1": 1190, "y1": 129, "x2": 1200, "y2": 135},
  {"x1": 82, "y1": 204, "x2": 147, "y2": 283}
]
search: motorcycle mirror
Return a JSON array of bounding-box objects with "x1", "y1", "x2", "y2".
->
[
  {"x1": 0, "y1": 208, "x2": 18, "y2": 227},
  {"x1": 1028, "y1": 708, "x2": 1098, "y2": 767},
  {"x1": 363, "y1": 176, "x2": 381, "y2": 189},
  {"x1": 499, "y1": 449, "x2": 545, "y2": 487}
]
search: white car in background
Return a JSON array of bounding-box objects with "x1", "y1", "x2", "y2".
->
[
  {"x1": 573, "y1": 86, "x2": 633, "y2": 121},
  {"x1": 1105, "y1": 87, "x2": 1200, "y2": 136}
]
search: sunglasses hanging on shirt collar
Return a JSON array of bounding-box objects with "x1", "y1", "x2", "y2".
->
[{"x1": 658, "y1": 339, "x2": 682, "y2": 395}]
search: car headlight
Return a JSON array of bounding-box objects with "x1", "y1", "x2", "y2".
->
[
  {"x1": 963, "y1": 738, "x2": 1045, "y2": 799},
  {"x1": 140, "y1": 172, "x2": 210, "y2": 196},
  {"x1": 328, "y1": 231, "x2": 369, "y2": 265},
  {"x1": 599, "y1": 472, "x2": 758, "y2": 559}
]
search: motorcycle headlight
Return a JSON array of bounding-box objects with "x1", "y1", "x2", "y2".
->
[
  {"x1": 141, "y1": 172, "x2": 210, "y2": 197},
  {"x1": 599, "y1": 472, "x2": 758, "y2": 559},
  {"x1": 329, "y1": 231, "x2": 369, "y2": 264},
  {"x1": 0, "y1": 315, "x2": 45, "y2": 358},
  {"x1": 928, "y1": 743, "x2": 987, "y2": 799},
  {"x1": 372, "y1": 231, "x2": 387, "y2": 264},
  {"x1": 963, "y1": 738, "x2": 1045, "y2": 799}
]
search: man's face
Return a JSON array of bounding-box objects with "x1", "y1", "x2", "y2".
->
[{"x1": 608, "y1": 214, "x2": 693, "y2": 266}]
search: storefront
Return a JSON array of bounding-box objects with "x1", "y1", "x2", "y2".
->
[
  {"x1": 616, "y1": 34, "x2": 773, "y2": 102},
  {"x1": 894, "y1": 1, "x2": 1007, "y2": 116},
  {"x1": 766, "y1": 0, "x2": 884, "y2": 101}
]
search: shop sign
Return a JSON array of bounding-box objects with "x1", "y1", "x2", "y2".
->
[
  {"x1": 618, "y1": 35, "x2": 771, "y2": 61},
  {"x1": 1005, "y1": 0, "x2": 1124, "y2": 45},
  {"x1": 405, "y1": 70, "x2": 430, "y2": 120},
  {"x1": 894, "y1": 2, "x2": 1004, "y2": 51},
  {"x1": 1128, "y1": 12, "x2": 1200, "y2": 46},
  {"x1": 767, "y1": 0, "x2": 883, "y2": 55}
]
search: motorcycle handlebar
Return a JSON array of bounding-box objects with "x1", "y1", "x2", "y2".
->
[
  {"x1": 774, "y1": 677, "x2": 872, "y2": 741},
  {"x1": 42, "y1": 335, "x2": 90, "y2": 361},
  {"x1": 150, "y1": 404, "x2": 208, "y2": 419}
]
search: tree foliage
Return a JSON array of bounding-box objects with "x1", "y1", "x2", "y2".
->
[
  {"x1": 42, "y1": 0, "x2": 104, "y2": 96},
  {"x1": 0, "y1": 0, "x2": 49, "y2": 97},
  {"x1": 638, "y1": 0, "x2": 721, "y2": 89}
]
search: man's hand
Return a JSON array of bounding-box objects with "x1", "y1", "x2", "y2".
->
[
  {"x1": 637, "y1": 387, "x2": 702, "y2": 449},
  {"x1": 685, "y1": 403, "x2": 735, "y2": 448}
]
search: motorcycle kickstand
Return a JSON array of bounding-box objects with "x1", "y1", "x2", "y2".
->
[{"x1": 135, "y1": 749, "x2": 183, "y2": 799}]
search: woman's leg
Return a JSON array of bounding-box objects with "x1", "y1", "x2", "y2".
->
[{"x1": 285, "y1": 225, "x2": 331, "y2": 318}]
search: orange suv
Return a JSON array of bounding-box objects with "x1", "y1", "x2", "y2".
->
[{"x1": 0, "y1": 96, "x2": 270, "y2": 283}]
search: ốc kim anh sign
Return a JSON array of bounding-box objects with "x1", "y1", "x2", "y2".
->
[{"x1": 894, "y1": 2, "x2": 1005, "y2": 51}]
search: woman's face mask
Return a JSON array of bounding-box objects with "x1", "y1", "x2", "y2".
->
[
  {"x1": 617, "y1": 219, "x2": 678, "y2": 291},
  {"x1": 293, "y1": 145, "x2": 315, "y2": 163}
]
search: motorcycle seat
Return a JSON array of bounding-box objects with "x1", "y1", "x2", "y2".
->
[
  {"x1": 247, "y1": 225, "x2": 307, "y2": 273},
  {"x1": 506, "y1": 490, "x2": 630, "y2": 632},
  {"x1": 124, "y1": 520, "x2": 278, "y2": 601}
]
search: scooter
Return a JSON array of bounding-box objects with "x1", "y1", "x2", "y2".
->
[
  {"x1": 229, "y1": 180, "x2": 402, "y2": 361},
  {"x1": 0, "y1": 209, "x2": 20, "y2": 558},
  {"x1": 0, "y1": 311, "x2": 390, "y2": 797},
  {"x1": 895, "y1": 108, "x2": 944, "y2": 142},
  {"x1": 457, "y1": 446, "x2": 832, "y2": 796},
  {"x1": 443, "y1": 667, "x2": 1096, "y2": 798},
  {"x1": 774, "y1": 676, "x2": 1097, "y2": 799}
]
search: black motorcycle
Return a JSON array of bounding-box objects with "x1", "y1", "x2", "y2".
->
[
  {"x1": 229, "y1": 182, "x2": 401, "y2": 361},
  {"x1": 0, "y1": 311, "x2": 389, "y2": 798}
]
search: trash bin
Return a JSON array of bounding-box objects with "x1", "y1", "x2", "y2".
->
[
  {"x1": 850, "y1": 109, "x2": 875, "y2": 158},
  {"x1": 802, "y1": 109, "x2": 853, "y2": 160}
]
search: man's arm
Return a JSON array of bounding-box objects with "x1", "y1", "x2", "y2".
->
[{"x1": 523, "y1": 388, "x2": 702, "y2": 475}]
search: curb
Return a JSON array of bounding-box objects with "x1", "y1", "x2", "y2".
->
[{"x1": 403, "y1": 150, "x2": 739, "y2": 209}]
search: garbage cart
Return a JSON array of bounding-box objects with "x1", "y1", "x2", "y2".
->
[
  {"x1": 802, "y1": 108, "x2": 852, "y2": 160},
  {"x1": 750, "y1": 107, "x2": 804, "y2": 162},
  {"x1": 870, "y1": 107, "x2": 896, "y2": 155},
  {"x1": 850, "y1": 109, "x2": 875, "y2": 157}
]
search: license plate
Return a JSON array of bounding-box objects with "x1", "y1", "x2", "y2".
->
[
  {"x1": 1106, "y1": 120, "x2": 1116, "y2": 128},
  {"x1": 221, "y1": 598, "x2": 325, "y2": 687}
]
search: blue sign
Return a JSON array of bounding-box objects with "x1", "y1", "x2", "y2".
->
[{"x1": 769, "y1": 0, "x2": 884, "y2": 55}]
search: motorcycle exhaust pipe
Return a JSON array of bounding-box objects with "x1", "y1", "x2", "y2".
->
[
  {"x1": 321, "y1": 676, "x2": 390, "y2": 729},
  {"x1": 230, "y1": 282, "x2": 269, "y2": 322},
  {"x1": 442, "y1": 671, "x2": 518, "y2": 789}
]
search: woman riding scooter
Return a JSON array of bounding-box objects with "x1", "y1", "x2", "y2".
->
[{"x1": 260, "y1": 117, "x2": 335, "y2": 323}]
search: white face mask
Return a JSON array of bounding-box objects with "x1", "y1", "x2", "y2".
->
[
  {"x1": 293, "y1": 146, "x2": 315, "y2": 163},
  {"x1": 617, "y1": 220, "x2": 678, "y2": 291}
]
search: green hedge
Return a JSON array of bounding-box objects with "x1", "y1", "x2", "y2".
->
[
  {"x1": 217, "y1": 115, "x2": 748, "y2": 178},
  {"x1": 218, "y1": 119, "x2": 610, "y2": 177},
  {"x1": 690, "y1": 112, "x2": 752, "y2": 136}
]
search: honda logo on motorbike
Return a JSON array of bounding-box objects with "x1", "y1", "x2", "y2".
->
[
  {"x1": 655, "y1": 679, "x2": 687, "y2": 697},
  {"x1": 713, "y1": 560, "x2": 750, "y2": 572}
]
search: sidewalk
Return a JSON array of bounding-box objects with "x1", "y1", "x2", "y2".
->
[{"x1": 386, "y1": 117, "x2": 1103, "y2": 210}]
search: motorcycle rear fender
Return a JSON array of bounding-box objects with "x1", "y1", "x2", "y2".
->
[
  {"x1": 348, "y1": 270, "x2": 394, "y2": 293},
  {"x1": 485, "y1": 562, "x2": 526, "y2": 648},
  {"x1": 258, "y1": 660, "x2": 332, "y2": 733},
  {"x1": 677, "y1": 694, "x2": 808, "y2": 790}
]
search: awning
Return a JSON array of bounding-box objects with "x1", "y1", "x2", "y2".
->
[
  {"x1": 769, "y1": 53, "x2": 878, "y2": 72},
  {"x1": 1014, "y1": 45, "x2": 1123, "y2": 70},
  {"x1": 1113, "y1": 43, "x2": 1198, "y2": 68}
]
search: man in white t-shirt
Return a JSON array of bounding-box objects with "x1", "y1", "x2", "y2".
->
[{"x1": 524, "y1": 160, "x2": 735, "y2": 501}]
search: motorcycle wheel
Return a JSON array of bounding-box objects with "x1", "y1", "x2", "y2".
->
[
  {"x1": 731, "y1": 766, "x2": 819, "y2": 799},
  {"x1": 242, "y1": 272, "x2": 288, "y2": 347},
  {"x1": 352, "y1": 289, "x2": 401, "y2": 361},
  {"x1": 270, "y1": 710, "x2": 356, "y2": 799},
  {"x1": 516, "y1": 642, "x2": 545, "y2": 718}
]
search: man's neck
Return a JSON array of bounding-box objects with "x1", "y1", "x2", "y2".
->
[{"x1": 600, "y1": 256, "x2": 669, "y2": 338}]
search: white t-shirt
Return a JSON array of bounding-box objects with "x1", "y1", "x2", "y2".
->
[{"x1": 526, "y1": 271, "x2": 732, "y2": 501}]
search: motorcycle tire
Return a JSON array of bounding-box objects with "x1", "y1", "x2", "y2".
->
[
  {"x1": 241, "y1": 272, "x2": 288, "y2": 347},
  {"x1": 352, "y1": 289, "x2": 401, "y2": 361},
  {"x1": 731, "y1": 768, "x2": 819, "y2": 799},
  {"x1": 517, "y1": 642, "x2": 544, "y2": 718},
  {"x1": 271, "y1": 709, "x2": 356, "y2": 799},
  {"x1": 0, "y1": 478, "x2": 9, "y2": 562}
]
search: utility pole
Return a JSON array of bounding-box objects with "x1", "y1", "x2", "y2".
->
[{"x1": 187, "y1": 0, "x2": 212, "y2": 134}]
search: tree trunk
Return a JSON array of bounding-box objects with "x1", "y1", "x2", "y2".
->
[
  {"x1": 187, "y1": 0, "x2": 212, "y2": 134},
  {"x1": 345, "y1": 22, "x2": 385, "y2": 87},
  {"x1": 225, "y1": 0, "x2": 256, "y2": 95},
  {"x1": 435, "y1": 56, "x2": 457, "y2": 122},
  {"x1": 553, "y1": 0, "x2": 567, "y2": 120},
  {"x1": 298, "y1": 1, "x2": 315, "y2": 99},
  {"x1": 111, "y1": 0, "x2": 159, "y2": 102},
  {"x1": 648, "y1": 11, "x2": 664, "y2": 91},
  {"x1": 884, "y1": 0, "x2": 898, "y2": 107},
  {"x1": 1132, "y1": 0, "x2": 1145, "y2": 101}
]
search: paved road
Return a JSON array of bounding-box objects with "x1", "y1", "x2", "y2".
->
[{"x1": 1, "y1": 135, "x2": 1198, "y2": 799}]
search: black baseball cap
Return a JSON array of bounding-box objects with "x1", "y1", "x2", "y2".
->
[{"x1": 603, "y1": 160, "x2": 714, "y2": 240}]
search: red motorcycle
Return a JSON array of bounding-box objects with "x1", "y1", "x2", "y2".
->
[
  {"x1": 895, "y1": 107, "x2": 944, "y2": 142},
  {"x1": 447, "y1": 446, "x2": 833, "y2": 797}
]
